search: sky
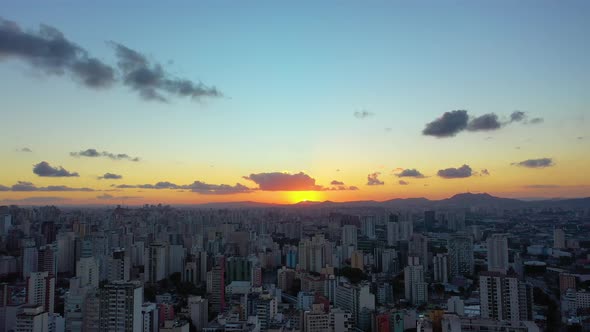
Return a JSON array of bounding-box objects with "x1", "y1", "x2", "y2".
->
[{"x1": 1, "y1": 1, "x2": 589, "y2": 205}]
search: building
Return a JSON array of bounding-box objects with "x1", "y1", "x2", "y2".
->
[
  {"x1": 386, "y1": 216, "x2": 400, "y2": 246},
  {"x1": 303, "y1": 303, "x2": 329, "y2": 332},
  {"x1": 559, "y1": 273, "x2": 577, "y2": 295},
  {"x1": 433, "y1": 253, "x2": 448, "y2": 284},
  {"x1": 225, "y1": 256, "x2": 252, "y2": 283},
  {"x1": 145, "y1": 243, "x2": 167, "y2": 283},
  {"x1": 448, "y1": 233, "x2": 474, "y2": 278},
  {"x1": 350, "y1": 250, "x2": 364, "y2": 271},
  {"x1": 334, "y1": 281, "x2": 374, "y2": 326},
  {"x1": 22, "y1": 239, "x2": 38, "y2": 279},
  {"x1": 15, "y1": 305, "x2": 48, "y2": 332},
  {"x1": 141, "y1": 303, "x2": 158, "y2": 332},
  {"x1": 298, "y1": 235, "x2": 332, "y2": 273},
  {"x1": 409, "y1": 234, "x2": 428, "y2": 269},
  {"x1": 446, "y1": 296, "x2": 464, "y2": 316},
  {"x1": 207, "y1": 264, "x2": 225, "y2": 313},
  {"x1": 99, "y1": 281, "x2": 143, "y2": 332},
  {"x1": 187, "y1": 296, "x2": 208, "y2": 332},
  {"x1": 26, "y1": 271, "x2": 55, "y2": 314},
  {"x1": 76, "y1": 256, "x2": 99, "y2": 288},
  {"x1": 342, "y1": 225, "x2": 358, "y2": 259},
  {"x1": 360, "y1": 216, "x2": 376, "y2": 239},
  {"x1": 553, "y1": 228, "x2": 566, "y2": 249},
  {"x1": 479, "y1": 272, "x2": 533, "y2": 322},
  {"x1": 277, "y1": 267, "x2": 295, "y2": 292},
  {"x1": 487, "y1": 234, "x2": 509, "y2": 274},
  {"x1": 108, "y1": 249, "x2": 130, "y2": 282},
  {"x1": 404, "y1": 257, "x2": 428, "y2": 306},
  {"x1": 418, "y1": 314, "x2": 540, "y2": 332}
]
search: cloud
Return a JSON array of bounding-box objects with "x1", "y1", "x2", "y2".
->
[
  {"x1": 367, "y1": 172, "x2": 384, "y2": 186},
  {"x1": 353, "y1": 110, "x2": 374, "y2": 119},
  {"x1": 398, "y1": 180, "x2": 409, "y2": 185},
  {"x1": 0, "y1": 17, "x2": 115, "y2": 88},
  {"x1": 115, "y1": 180, "x2": 253, "y2": 195},
  {"x1": 17, "y1": 147, "x2": 32, "y2": 152},
  {"x1": 423, "y1": 110, "x2": 544, "y2": 138},
  {"x1": 110, "y1": 42, "x2": 221, "y2": 102},
  {"x1": 437, "y1": 164, "x2": 473, "y2": 179},
  {"x1": 331, "y1": 180, "x2": 344, "y2": 186},
  {"x1": 480, "y1": 169, "x2": 490, "y2": 176},
  {"x1": 467, "y1": 113, "x2": 502, "y2": 131},
  {"x1": 577, "y1": 136, "x2": 584, "y2": 140},
  {"x1": 97, "y1": 193, "x2": 142, "y2": 200},
  {"x1": 184, "y1": 181, "x2": 252, "y2": 195},
  {"x1": 422, "y1": 110, "x2": 469, "y2": 137},
  {"x1": 70, "y1": 149, "x2": 140, "y2": 161},
  {"x1": 323, "y1": 180, "x2": 359, "y2": 191},
  {"x1": 33, "y1": 161, "x2": 79, "y2": 177},
  {"x1": 3, "y1": 181, "x2": 94, "y2": 191},
  {"x1": 395, "y1": 168, "x2": 425, "y2": 178},
  {"x1": 243, "y1": 172, "x2": 322, "y2": 191},
  {"x1": 512, "y1": 158, "x2": 554, "y2": 168},
  {"x1": 523, "y1": 184, "x2": 561, "y2": 189},
  {"x1": 98, "y1": 172, "x2": 122, "y2": 180},
  {"x1": 0, "y1": 196, "x2": 70, "y2": 204},
  {"x1": 385, "y1": 128, "x2": 392, "y2": 132}
]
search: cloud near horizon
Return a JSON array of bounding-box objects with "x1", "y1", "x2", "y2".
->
[
  {"x1": 33, "y1": 161, "x2": 79, "y2": 177},
  {"x1": 0, "y1": 196, "x2": 70, "y2": 204},
  {"x1": 423, "y1": 110, "x2": 543, "y2": 138},
  {"x1": 1, "y1": 181, "x2": 94, "y2": 192},
  {"x1": 512, "y1": 158, "x2": 554, "y2": 168},
  {"x1": 115, "y1": 180, "x2": 252, "y2": 195},
  {"x1": 398, "y1": 180, "x2": 409, "y2": 185},
  {"x1": 98, "y1": 172, "x2": 123, "y2": 180},
  {"x1": 395, "y1": 168, "x2": 425, "y2": 178},
  {"x1": 367, "y1": 172, "x2": 384, "y2": 185},
  {"x1": 71, "y1": 149, "x2": 140, "y2": 162},
  {"x1": 244, "y1": 172, "x2": 323, "y2": 191},
  {"x1": 437, "y1": 164, "x2": 473, "y2": 179}
]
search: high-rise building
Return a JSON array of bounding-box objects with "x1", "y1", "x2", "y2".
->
[
  {"x1": 479, "y1": 272, "x2": 533, "y2": 322},
  {"x1": 207, "y1": 263, "x2": 225, "y2": 313},
  {"x1": 399, "y1": 220, "x2": 413, "y2": 241},
  {"x1": 187, "y1": 296, "x2": 207, "y2": 332},
  {"x1": 404, "y1": 257, "x2": 428, "y2": 306},
  {"x1": 99, "y1": 281, "x2": 143, "y2": 332},
  {"x1": 342, "y1": 225, "x2": 358, "y2": 259},
  {"x1": 334, "y1": 281, "x2": 374, "y2": 326},
  {"x1": 303, "y1": 303, "x2": 329, "y2": 332},
  {"x1": 360, "y1": 216, "x2": 376, "y2": 239},
  {"x1": 424, "y1": 211, "x2": 435, "y2": 232},
  {"x1": 448, "y1": 233, "x2": 474, "y2": 278},
  {"x1": 381, "y1": 249, "x2": 397, "y2": 274},
  {"x1": 350, "y1": 251, "x2": 364, "y2": 271},
  {"x1": 141, "y1": 303, "x2": 159, "y2": 332},
  {"x1": 409, "y1": 234, "x2": 428, "y2": 269},
  {"x1": 15, "y1": 305, "x2": 48, "y2": 332},
  {"x1": 41, "y1": 221, "x2": 56, "y2": 245},
  {"x1": 145, "y1": 243, "x2": 167, "y2": 283},
  {"x1": 226, "y1": 256, "x2": 252, "y2": 283},
  {"x1": 167, "y1": 245, "x2": 185, "y2": 276},
  {"x1": 298, "y1": 235, "x2": 332, "y2": 273},
  {"x1": 108, "y1": 249, "x2": 130, "y2": 282},
  {"x1": 76, "y1": 256, "x2": 99, "y2": 288},
  {"x1": 329, "y1": 308, "x2": 354, "y2": 332},
  {"x1": 26, "y1": 271, "x2": 55, "y2": 314},
  {"x1": 37, "y1": 245, "x2": 57, "y2": 277},
  {"x1": 553, "y1": 228, "x2": 566, "y2": 249},
  {"x1": 277, "y1": 267, "x2": 295, "y2": 292},
  {"x1": 487, "y1": 234, "x2": 509, "y2": 274},
  {"x1": 447, "y1": 296, "x2": 465, "y2": 316},
  {"x1": 386, "y1": 215, "x2": 400, "y2": 246},
  {"x1": 433, "y1": 253, "x2": 449, "y2": 284},
  {"x1": 22, "y1": 239, "x2": 38, "y2": 279}
]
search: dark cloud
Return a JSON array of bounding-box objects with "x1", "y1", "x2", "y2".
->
[
  {"x1": 0, "y1": 185, "x2": 9, "y2": 191},
  {"x1": 437, "y1": 164, "x2": 473, "y2": 179},
  {"x1": 331, "y1": 180, "x2": 344, "y2": 186},
  {"x1": 184, "y1": 181, "x2": 252, "y2": 195},
  {"x1": 110, "y1": 42, "x2": 221, "y2": 102},
  {"x1": 424, "y1": 110, "x2": 543, "y2": 138},
  {"x1": 396, "y1": 169, "x2": 425, "y2": 178},
  {"x1": 0, "y1": 17, "x2": 115, "y2": 88},
  {"x1": 510, "y1": 111, "x2": 526, "y2": 122},
  {"x1": 398, "y1": 180, "x2": 409, "y2": 185},
  {"x1": 480, "y1": 169, "x2": 490, "y2": 176},
  {"x1": 512, "y1": 158, "x2": 554, "y2": 168},
  {"x1": 99, "y1": 173, "x2": 123, "y2": 180},
  {"x1": 422, "y1": 110, "x2": 469, "y2": 137},
  {"x1": 467, "y1": 113, "x2": 502, "y2": 131},
  {"x1": 33, "y1": 161, "x2": 79, "y2": 177},
  {"x1": 577, "y1": 136, "x2": 584, "y2": 140},
  {"x1": 367, "y1": 172, "x2": 384, "y2": 186},
  {"x1": 353, "y1": 110, "x2": 374, "y2": 119},
  {"x1": 115, "y1": 180, "x2": 252, "y2": 195},
  {"x1": 70, "y1": 149, "x2": 140, "y2": 162},
  {"x1": 323, "y1": 180, "x2": 359, "y2": 191},
  {"x1": 17, "y1": 147, "x2": 32, "y2": 152},
  {"x1": 243, "y1": 172, "x2": 322, "y2": 191},
  {"x1": 5, "y1": 181, "x2": 93, "y2": 191}
]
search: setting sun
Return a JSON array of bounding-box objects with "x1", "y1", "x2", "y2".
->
[{"x1": 287, "y1": 191, "x2": 325, "y2": 204}]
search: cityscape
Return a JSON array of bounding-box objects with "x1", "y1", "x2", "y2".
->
[{"x1": 1, "y1": 2, "x2": 590, "y2": 332}]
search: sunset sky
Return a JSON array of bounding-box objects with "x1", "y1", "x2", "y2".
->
[{"x1": 1, "y1": 1, "x2": 589, "y2": 205}]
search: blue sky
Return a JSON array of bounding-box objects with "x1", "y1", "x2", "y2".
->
[{"x1": 1, "y1": 1, "x2": 589, "y2": 204}]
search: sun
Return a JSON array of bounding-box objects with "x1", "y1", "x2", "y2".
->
[{"x1": 287, "y1": 191, "x2": 324, "y2": 204}]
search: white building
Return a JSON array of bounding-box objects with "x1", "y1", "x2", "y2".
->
[
  {"x1": 404, "y1": 256, "x2": 428, "y2": 305},
  {"x1": 487, "y1": 234, "x2": 509, "y2": 274},
  {"x1": 99, "y1": 281, "x2": 143, "y2": 332}
]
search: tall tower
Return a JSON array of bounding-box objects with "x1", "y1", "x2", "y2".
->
[
  {"x1": 487, "y1": 234, "x2": 509, "y2": 274},
  {"x1": 448, "y1": 233, "x2": 474, "y2": 278}
]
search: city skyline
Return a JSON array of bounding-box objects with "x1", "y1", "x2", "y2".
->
[{"x1": 2, "y1": 1, "x2": 590, "y2": 205}]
